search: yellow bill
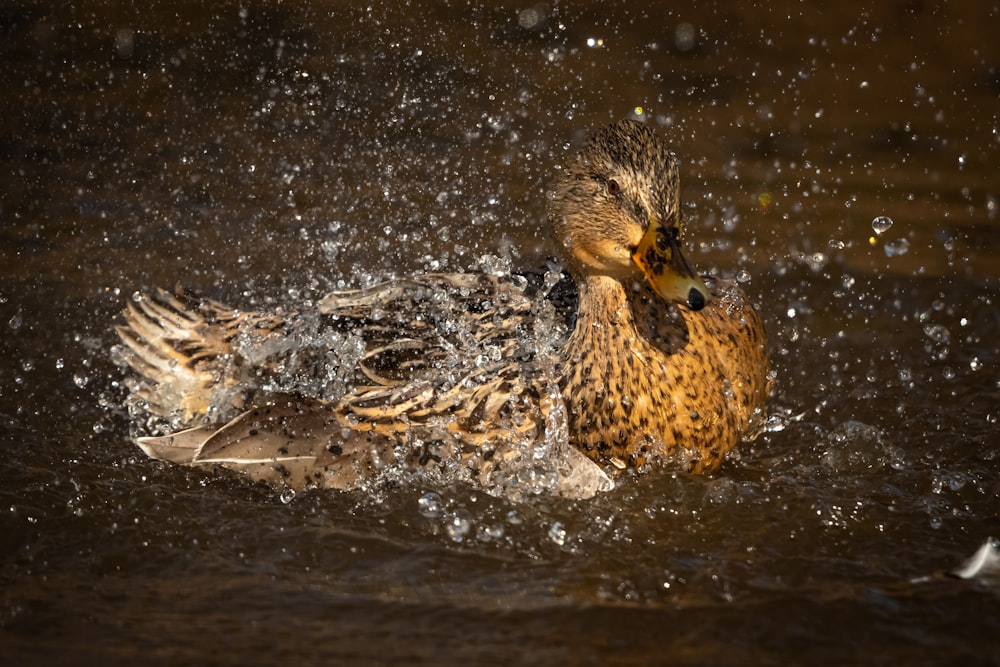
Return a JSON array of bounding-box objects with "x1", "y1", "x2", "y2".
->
[{"x1": 631, "y1": 216, "x2": 710, "y2": 311}]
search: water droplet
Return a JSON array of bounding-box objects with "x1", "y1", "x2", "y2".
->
[
  {"x1": 445, "y1": 509, "x2": 472, "y2": 542},
  {"x1": 673, "y1": 22, "x2": 696, "y2": 52},
  {"x1": 883, "y1": 238, "x2": 909, "y2": 257},
  {"x1": 73, "y1": 374, "x2": 90, "y2": 388},
  {"x1": 871, "y1": 216, "x2": 893, "y2": 235},
  {"x1": 923, "y1": 324, "x2": 950, "y2": 343},
  {"x1": 518, "y1": 7, "x2": 543, "y2": 30},
  {"x1": 802, "y1": 252, "x2": 827, "y2": 272},
  {"x1": 476, "y1": 523, "x2": 503, "y2": 542},
  {"x1": 8, "y1": 313, "x2": 22, "y2": 330},
  {"x1": 417, "y1": 491, "x2": 442, "y2": 518},
  {"x1": 763, "y1": 414, "x2": 787, "y2": 432},
  {"x1": 548, "y1": 521, "x2": 567, "y2": 546},
  {"x1": 279, "y1": 489, "x2": 296, "y2": 504}
]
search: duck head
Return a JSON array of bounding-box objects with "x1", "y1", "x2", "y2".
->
[{"x1": 548, "y1": 119, "x2": 710, "y2": 311}]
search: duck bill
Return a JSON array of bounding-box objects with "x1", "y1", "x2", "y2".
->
[{"x1": 631, "y1": 217, "x2": 711, "y2": 311}]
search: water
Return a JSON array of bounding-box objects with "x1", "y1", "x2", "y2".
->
[
  {"x1": 3, "y1": 2, "x2": 999, "y2": 665},
  {"x1": 872, "y1": 215, "x2": 894, "y2": 236}
]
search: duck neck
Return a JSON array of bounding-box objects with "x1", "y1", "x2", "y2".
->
[
  {"x1": 558, "y1": 272, "x2": 691, "y2": 413},
  {"x1": 564, "y1": 274, "x2": 639, "y2": 361},
  {"x1": 557, "y1": 273, "x2": 693, "y2": 466}
]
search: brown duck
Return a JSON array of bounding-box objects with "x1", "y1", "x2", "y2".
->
[{"x1": 115, "y1": 119, "x2": 770, "y2": 499}]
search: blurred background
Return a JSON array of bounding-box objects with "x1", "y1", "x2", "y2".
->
[{"x1": 1, "y1": 2, "x2": 998, "y2": 665}]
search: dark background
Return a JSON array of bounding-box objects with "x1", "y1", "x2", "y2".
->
[{"x1": 2, "y1": 2, "x2": 998, "y2": 665}]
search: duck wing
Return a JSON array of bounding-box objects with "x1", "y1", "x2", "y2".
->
[
  {"x1": 114, "y1": 272, "x2": 607, "y2": 496},
  {"x1": 135, "y1": 395, "x2": 393, "y2": 490}
]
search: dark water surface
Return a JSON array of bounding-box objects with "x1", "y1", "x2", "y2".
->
[{"x1": 2, "y1": 1, "x2": 999, "y2": 665}]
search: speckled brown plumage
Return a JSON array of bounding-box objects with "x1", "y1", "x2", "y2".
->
[
  {"x1": 114, "y1": 119, "x2": 770, "y2": 498},
  {"x1": 549, "y1": 121, "x2": 770, "y2": 473},
  {"x1": 558, "y1": 275, "x2": 767, "y2": 473}
]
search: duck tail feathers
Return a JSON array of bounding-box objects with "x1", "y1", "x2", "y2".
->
[{"x1": 113, "y1": 287, "x2": 249, "y2": 428}]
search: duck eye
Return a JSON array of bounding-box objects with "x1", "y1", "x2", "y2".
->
[{"x1": 607, "y1": 179, "x2": 621, "y2": 196}]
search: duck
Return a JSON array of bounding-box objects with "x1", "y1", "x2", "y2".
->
[{"x1": 114, "y1": 119, "x2": 770, "y2": 500}]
